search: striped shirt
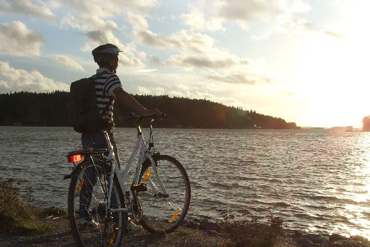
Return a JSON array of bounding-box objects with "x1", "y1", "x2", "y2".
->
[{"x1": 94, "y1": 68, "x2": 122, "y2": 124}]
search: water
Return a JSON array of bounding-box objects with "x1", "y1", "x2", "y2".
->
[{"x1": 1, "y1": 127, "x2": 370, "y2": 238}]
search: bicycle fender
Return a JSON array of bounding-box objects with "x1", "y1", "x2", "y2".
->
[
  {"x1": 64, "y1": 159, "x2": 109, "y2": 179},
  {"x1": 63, "y1": 163, "x2": 85, "y2": 179}
]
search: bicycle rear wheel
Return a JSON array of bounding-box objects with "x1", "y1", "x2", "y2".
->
[
  {"x1": 68, "y1": 160, "x2": 125, "y2": 247},
  {"x1": 137, "y1": 155, "x2": 191, "y2": 233}
]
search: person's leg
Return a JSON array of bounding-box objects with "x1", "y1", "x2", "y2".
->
[
  {"x1": 80, "y1": 132, "x2": 123, "y2": 226},
  {"x1": 106, "y1": 132, "x2": 122, "y2": 226},
  {"x1": 78, "y1": 166, "x2": 97, "y2": 220},
  {"x1": 79, "y1": 133, "x2": 108, "y2": 220},
  {"x1": 108, "y1": 132, "x2": 120, "y2": 168}
]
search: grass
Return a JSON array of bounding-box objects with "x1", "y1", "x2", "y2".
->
[
  {"x1": 40, "y1": 206, "x2": 68, "y2": 218},
  {"x1": 0, "y1": 179, "x2": 63, "y2": 234}
]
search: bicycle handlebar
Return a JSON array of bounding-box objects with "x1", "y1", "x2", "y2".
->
[
  {"x1": 129, "y1": 113, "x2": 168, "y2": 125},
  {"x1": 127, "y1": 113, "x2": 167, "y2": 136}
]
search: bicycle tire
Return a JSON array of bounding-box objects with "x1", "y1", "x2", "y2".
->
[
  {"x1": 68, "y1": 160, "x2": 125, "y2": 247},
  {"x1": 137, "y1": 155, "x2": 191, "y2": 233}
]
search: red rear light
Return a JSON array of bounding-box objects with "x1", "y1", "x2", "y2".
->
[{"x1": 68, "y1": 154, "x2": 83, "y2": 163}]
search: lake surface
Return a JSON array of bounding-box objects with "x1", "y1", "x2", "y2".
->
[{"x1": 1, "y1": 127, "x2": 370, "y2": 239}]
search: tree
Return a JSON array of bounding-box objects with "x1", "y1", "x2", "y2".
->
[{"x1": 0, "y1": 92, "x2": 299, "y2": 129}]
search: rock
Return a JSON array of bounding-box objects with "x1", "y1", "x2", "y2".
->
[
  {"x1": 331, "y1": 241, "x2": 368, "y2": 247},
  {"x1": 295, "y1": 234, "x2": 330, "y2": 247},
  {"x1": 182, "y1": 219, "x2": 200, "y2": 229},
  {"x1": 330, "y1": 234, "x2": 347, "y2": 243},
  {"x1": 294, "y1": 230, "x2": 303, "y2": 238},
  {"x1": 296, "y1": 237, "x2": 313, "y2": 247},
  {"x1": 304, "y1": 234, "x2": 330, "y2": 246},
  {"x1": 199, "y1": 219, "x2": 221, "y2": 232}
]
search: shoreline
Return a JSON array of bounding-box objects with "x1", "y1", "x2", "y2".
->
[{"x1": 1, "y1": 212, "x2": 370, "y2": 247}]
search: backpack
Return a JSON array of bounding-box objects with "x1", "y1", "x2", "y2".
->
[{"x1": 69, "y1": 73, "x2": 112, "y2": 133}]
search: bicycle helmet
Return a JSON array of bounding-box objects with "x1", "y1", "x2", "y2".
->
[{"x1": 92, "y1": 43, "x2": 123, "y2": 65}]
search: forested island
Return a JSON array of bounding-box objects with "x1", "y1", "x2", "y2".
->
[
  {"x1": 363, "y1": 116, "x2": 370, "y2": 131},
  {"x1": 0, "y1": 91, "x2": 298, "y2": 129}
]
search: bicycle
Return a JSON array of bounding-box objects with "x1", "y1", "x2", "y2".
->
[{"x1": 64, "y1": 114, "x2": 191, "y2": 247}]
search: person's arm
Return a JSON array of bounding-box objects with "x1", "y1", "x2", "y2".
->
[{"x1": 113, "y1": 87, "x2": 161, "y2": 115}]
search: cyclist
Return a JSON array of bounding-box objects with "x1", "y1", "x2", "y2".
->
[{"x1": 79, "y1": 43, "x2": 161, "y2": 230}]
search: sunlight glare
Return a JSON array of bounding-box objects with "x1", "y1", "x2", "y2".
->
[{"x1": 297, "y1": 1, "x2": 370, "y2": 127}]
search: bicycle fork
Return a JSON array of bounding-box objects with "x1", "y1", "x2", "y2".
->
[{"x1": 145, "y1": 154, "x2": 169, "y2": 198}]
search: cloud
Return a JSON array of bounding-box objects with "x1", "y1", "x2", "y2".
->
[
  {"x1": 80, "y1": 30, "x2": 145, "y2": 68},
  {"x1": 126, "y1": 12, "x2": 274, "y2": 84},
  {"x1": 139, "y1": 30, "x2": 179, "y2": 48},
  {"x1": 147, "y1": 54, "x2": 162, "y2": 65},
  {"x1": 54, "y1": 55, "x2": 85, "y2": 71},
  {"x1": 170, "y1": 30, "x2": 217, "y2": 54},
  {"x1": 274, "y1": 16, "x2": 316, "y2": 35},
  {"x1": 0, "y1": 21, "x2": 44, "y2": 57},
  {"x1": 61, "y1": 16, "x2": 123, "y2": 52},
  {"x1": 180, "y1": 6, "x2": 224, "y2": 31},
  {"x1": 138, "y1": 86, "x2": 167, "y2": 95},
  {"x1": 56, "y1": 1, "x2": 153, "y2": 68},
  {"x1": 180, "y1": 0, "x2": 313, "y2": 34},
  {"x1": 137, "y1": 86, "x2": 151, "y2": 95},
  {"x1": 0, "y1": 0, "x2": 54, "y2": 20},
  {"x1": 55, "y1": 0, "x2": 158, "y2": 18},
  {"x1": 128, "y1": 13, "x2": 235, "y2": 68},
  {"x1": 166, "y1": 55, "x2": 246, "y2": 70},
  {"x1": 61, "y1": 15, "x2": 119, "y2": 33},
  {"x1": 58, "y1": 0, "x2": 157, "y2": 33},
  {"x1": 132, "y1": 73, "x2": 248, "y2": 107},
  {"x1": 0, "y1": 61, "x2": 69, "y2": 93},
  {"x1": 124, "y1": 70, "x2": 258, "y2": 109},
  {"x1": 217, "y1": 0, "x2": 311, "y2": 22},
  {"x1": 208, "y1": 72, "x2": 272, "y2": 85},
  {"x1": 85, "y1": 30, "x2": 122, "y2": 47},
  {"x1": 217, "y1": 0, "x2": 271, "y2": 21},
  {"x1": 128, "y1": 12, "x2": 179, "y2": 49},
  {"x1": 119, "y1": 54, "x2": 145, "y2": 68},
  {"x1": 128, "y1": 13, "x2": 217, "y2": 54},
  {"x1": 324, "y1": 30, "x2": 346, "y2": 39}
]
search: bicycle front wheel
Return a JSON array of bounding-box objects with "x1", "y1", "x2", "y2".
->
[
  {"x1": 68, "y1": 160, "x2": 125, "y2": 247},
  {"x1": 138, "y1": 155, "x2": 191, "y2": 233}
]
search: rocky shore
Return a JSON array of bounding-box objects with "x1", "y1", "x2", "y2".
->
[
  {"x1": 1, "y1": 214, "x2": 370, "y2": 247},
  {"x1": 2, "y1": 179, "x2": 368, "y2": 247}
]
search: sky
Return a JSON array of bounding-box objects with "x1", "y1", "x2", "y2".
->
[{"x1": 0, "y1": 0, "x2": 369, "y2": 128}]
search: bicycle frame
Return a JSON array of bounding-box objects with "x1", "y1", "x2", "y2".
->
[{"x1": 102, "y1": 119, "x2": 168, "y2": 214}]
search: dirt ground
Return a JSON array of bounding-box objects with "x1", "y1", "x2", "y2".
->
[
  {"x1": 0, "y1": 217, "x2": 233, "y2": 247},
  {"x1": 1, "y1": 216, "x2": 369, "y2": 247}
]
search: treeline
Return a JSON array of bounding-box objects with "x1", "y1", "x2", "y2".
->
[{"x1": 0, "y1": 91, "x2": 298, "y2": 129}]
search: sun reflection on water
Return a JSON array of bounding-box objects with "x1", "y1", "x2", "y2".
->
[{"x1": 337, "y1": 135, "x2": 370, "y2": 239}]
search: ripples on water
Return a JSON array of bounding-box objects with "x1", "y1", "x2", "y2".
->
[{"x1": 1, "y1": 127, "x2": 370, "y2": 238}]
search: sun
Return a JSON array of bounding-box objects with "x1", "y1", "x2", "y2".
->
[{"x1": 295, "y1": 1, "x2": 370, "y2": 128}]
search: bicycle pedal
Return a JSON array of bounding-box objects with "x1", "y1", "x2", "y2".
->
[{"x1": 131, "y1": 183, "x2": 147, "y2": 192}]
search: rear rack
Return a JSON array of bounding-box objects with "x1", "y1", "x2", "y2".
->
[{"x1": 67, "y1": 147, "x2": 108, "y2": 157}]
